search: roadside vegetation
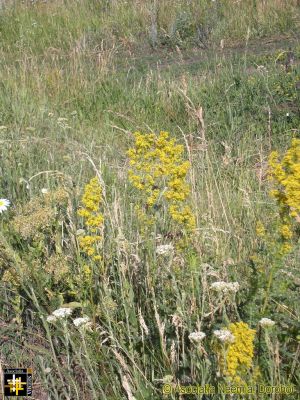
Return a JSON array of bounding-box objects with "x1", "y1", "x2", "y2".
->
[{"x1": 0, "y1": 1, "x2": 300, "y2": 399}]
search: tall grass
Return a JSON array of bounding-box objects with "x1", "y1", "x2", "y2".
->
[{"x1": 0, "y1": 1, "x2": 300, "y2": 399}]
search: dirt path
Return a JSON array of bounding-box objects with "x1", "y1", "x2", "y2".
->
[{"x1": 119, "y1": 35, "x2": 300, "y2": 73}]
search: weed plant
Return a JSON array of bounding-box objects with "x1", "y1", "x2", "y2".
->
[{"x1": 0, "y1": 1, "x2": 300, "y2": 399}]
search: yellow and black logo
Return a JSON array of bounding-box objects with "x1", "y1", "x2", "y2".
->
[{"x1": 4, "y1": 368, "x2": 32, "y2": 397}]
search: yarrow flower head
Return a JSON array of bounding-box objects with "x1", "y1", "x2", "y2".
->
[
  {"x1": 0, "y1": 198, "x2": 10, "y2": 213},
  {"x1": 73, "y1": 317, "x2": 90, "y2": 328},
  {"x1": 188, "y1": 331, "x2": 206, "y2": 342},
  {"x1": 213, "y1": 329, "x2": 235, "y2": 343},
  {"x1": 210, "y1": 281, "x2": 240, "y2": 294},
  {"x1": 46, "y1": 315, "x2": 57, "y2": 323},
  {"x1": 259, "y1": 318, "x2": 275, "y2": 328},
  {"x1": 156, "y1": 244, "x2": 174, "y2": 256},
  {"x1": 51, "y1": 307, "x2": 73, "y2": 319},
  {"x1": 257, "y1": 65, "x2": 268, "y2": 73}
]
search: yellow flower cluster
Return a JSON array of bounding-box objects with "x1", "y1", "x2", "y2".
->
[
  {"x1": 266, "y1": 138, "x2": 300, "y2": 254},
  {"x1": 225, "y1": 322, "x2": 256, "y2": 384},
  {"x1": 280, "y1": 224, "x2": 293, "y2": 240},
  {"x1": 255, "y1": 221, "x2": 266, "y2": 237},
  {"x1": 127, "y1": 131, "x2": 195, "y2": 230},
  {"x1": 77, "y1": 177, "x2": 103, "y2": 261},
  {"x1": 268, "y1": 139, "x2": 300, "y2": 217}
]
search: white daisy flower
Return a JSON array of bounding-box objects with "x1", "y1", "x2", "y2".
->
[
  {"x1": 46, "y1": 315, "x2": 57, "y2": 323},
  {"x1": 0, "y1": 198, "x2": 10, "y2": 213},
  {"x1": 73, "y1": 317, "x2": 90, "y2": 328},
  {"x1": 259, "y1": 318, "x2": 275, "y2": 328},
  {"x1": 213, "y1": 329, "x2": 235, "y2": 343},
  {"x1": 41, "y1": 188, "x2": 49, "y2": 194},
  {"x1": 188, "y1": 331, "x2": 206, "y2": 342},
  {"x1": 52, "y1": 307, "x2": 73, "y2": 319},
  {"x1": 156, "y1": 244, "x2": 174, "y2": 256}
]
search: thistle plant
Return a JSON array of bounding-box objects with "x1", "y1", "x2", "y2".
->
[{"x1": 127, "y1": 131, "x2": 195, "y2": 232}]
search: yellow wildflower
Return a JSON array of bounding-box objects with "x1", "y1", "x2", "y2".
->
[
  {"x1": 255, "y1": 221, "x2": 266, "y2": 237},
  {"x1": 224, "y1": 322, "x2": 256, "y2": 384},
  {"x1": 77, "y1": 177, "x2": 103, "y2": 262},
  {"x1": 268, "y1": 139, "x2": 300, "y2": 216},
  {"x1": 262, "y1": 139, "x2": 300, "y2": 259},
  {"x1": 127, "y1": 131, "x2": 195, "y2": 230},
  {"x1": 280, "y1": 224, "x2": 293, "y2": 240},
  {"x1": 279, "y1": 242, "x2": 292, "y2": 256}
]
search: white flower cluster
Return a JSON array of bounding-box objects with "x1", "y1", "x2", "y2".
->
[
  {"x1": 52, "y1": 307, "x2": 73, "y2": 318},
  {"x1": 188, "y1": 331, "x2": 206, "y2": 342},
  {"x1": 259, "y1": 318, "x2": 275, "y2": 328},
  {"x1": 46, "y1": 315, "x2": 57, "y2": 323},
  {"x1": 156, "y1": 244, "x2": 174, "y2": 256},
  {"x1": 210, "y1": 281, "x2": 240, "y2": 294},
  {"x1": 257, "y1": 65, "x2": 268, "y2": 73},
  {"x1": 213, "y1": 329, "x2": 235, "y2": 343},
  {"x1": 46, "y1": 307, "x2": 73, "y2": 323},
  {"x1": 73, "y1": 317, "x2": 90, "y2": 328},
  {"x1": 46, "y1": 308, "x2": 92, "y2": 330}
]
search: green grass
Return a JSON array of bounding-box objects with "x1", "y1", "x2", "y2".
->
[{"x1": 0, "y1": 1, "x2": 300, "y2": 399}]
